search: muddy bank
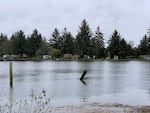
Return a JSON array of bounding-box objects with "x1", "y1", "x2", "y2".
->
[{"x1": 50, "y1": 103, "x2": 150, "y2": 113}]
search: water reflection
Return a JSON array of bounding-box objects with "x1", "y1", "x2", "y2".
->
[
  {"x1": 79, "y1": 80, "x2": 89, "y2": 102},
  {"x1": 9, "y1": 87, "x2": 14, "y2": 102},
  {"x1": 108, "y1": 62, "x2": 127, "y2": 94},
  {"x1": 80, "y1": 80, "x2": 87, "y2": 86}
]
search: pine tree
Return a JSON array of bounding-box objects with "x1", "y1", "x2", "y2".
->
[
  {"x1": 76, "y1": 19, "x2": 92, "y2": 57},
  {"x1": 108, "y1": 30, "x2": 132, "y2": 58},
  {"x1": 61, "y1": 28, "x2": 74, "y2": 54},
  {"x1": 0, "y1": 33, "x2": 10, "y2": 55},
  {"x1": 26, "y1": 29, "x2": 42, "y2": 56},
  {"x1": 119, "y1": 38, "x2": 130, "y2": 58},
  {"x1": 49, "y1": 28, "x2": 62, "y2": 50},
  {"x1": 11, "y1": 30, "x2": 26, "y2": 55},
  {"x1": 139, "y1": 35, "x2": 150, "y2": 55},
  {"x1": 107, "y1": 30, "x2": 121, "y2": 58},
  {"x1": 92, "y1": 26, "x2": 105, "y2": 58}
]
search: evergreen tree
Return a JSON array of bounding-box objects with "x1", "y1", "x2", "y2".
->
[
  {"x1": 92, "y1": 26, "x2": 105, "y2": 58},
  {"x1": 1, "y1": 40, "x2": 13, "y2": 55},
  {"x1": 107, "y1": 30, "x2": 121, "y2": 58},
  {"x1": 61, "y1": 28, "x2": 74, "y2": 54},
  {"x1": 49, "y1": 28, "x2": 62, "y2": 50},
  {"x1": 0, "y1": 33, "x2": 8, "y2": 55},
  {"x1": 138, "y1": 35, "x2": 150, "y2": 55},
  {"x1": 36, "y1": 38, "x2": 49, "y2": 57},
  {"x1": 11, "y1": 30, "x2": 26, "y2": 55},
  {"x1": 0, "y1": 33, "x2": 7, "y2": 43},
  {"x1": 26, "y1": 29, "x2": 42, "y2": 56},
  {"x1": 0, "y1": 33, "x2": 13, "y2": 55},
  {"x1": 131, "y1": 47, "x2": 140, "y2": 58},
  {"x1": 119, "y1": 38, "x2": 131, "y2": 58},
  {"x1": 108, "y1": 30, "x2": 132, "y2": 58},
  {"x1": 76, "y1": 19, "x2": 92, "y2": 57}
]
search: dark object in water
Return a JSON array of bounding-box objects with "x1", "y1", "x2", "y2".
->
[
  {"x1": 81, "y1": 79, "x2": 87, "y2": 86},
  {"x1": 80, "y1": 70, "x2": 87, "y2": 80}
]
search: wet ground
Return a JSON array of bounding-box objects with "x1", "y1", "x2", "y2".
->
[{"x1": 50, "y1": 103, "x2": 150, "y2": 113}]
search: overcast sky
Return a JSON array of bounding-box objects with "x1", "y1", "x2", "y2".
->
[{"x1": 0, "y1": 0, "x2": 150, "y2": 45}]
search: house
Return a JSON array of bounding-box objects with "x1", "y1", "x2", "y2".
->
[
  {"x1": 43, "y1": 55, "x2": 52, "y2": 60},
  {"x1": 64, "y1": 54, "x2": 73, "y2": 59},
  {"x1": 3, "y1": 54, "x2": 19, "y2": 60},
  {"x1": 3, "y1": 54, "x2": 10, "y2": 59},
  {"x1": 9, "y1": 55, "x2": 18, "y2": 60}
]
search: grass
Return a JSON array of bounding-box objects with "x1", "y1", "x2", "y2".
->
[{"x1": 0, "y1": 89, "x2": 51, "y2": 113}]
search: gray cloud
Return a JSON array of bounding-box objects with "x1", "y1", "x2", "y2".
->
[{"x1": 0, "y1": 0, "x2": 150, "y2": 45}]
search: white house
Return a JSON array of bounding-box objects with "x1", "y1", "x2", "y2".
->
[{"x1": 43, "y1": 55, "x2": 52, "y2": 60}]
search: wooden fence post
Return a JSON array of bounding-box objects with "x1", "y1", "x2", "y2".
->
[
  {"x1": 9, "y1": 62, "x2": 13, "y2": 87},
  {"x1": 80, "y1": 70, "x2": 87, "y2": 80}
]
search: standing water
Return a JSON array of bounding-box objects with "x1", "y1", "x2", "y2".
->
[{"x1": 0, "y1": 61, "x2": 150, "y2": 106}]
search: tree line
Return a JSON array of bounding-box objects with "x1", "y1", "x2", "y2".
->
[{"x1": 0, "y1": 19, "x2": 150, "y2": 59}]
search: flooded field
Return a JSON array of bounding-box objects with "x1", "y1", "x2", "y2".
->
[{"x1": 0, "y1": 61, "x2": 150, "y2": 106}]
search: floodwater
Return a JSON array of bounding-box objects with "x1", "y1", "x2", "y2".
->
[{"x1": 0, "y1": 61, "x2": 150, "y2": 106}]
